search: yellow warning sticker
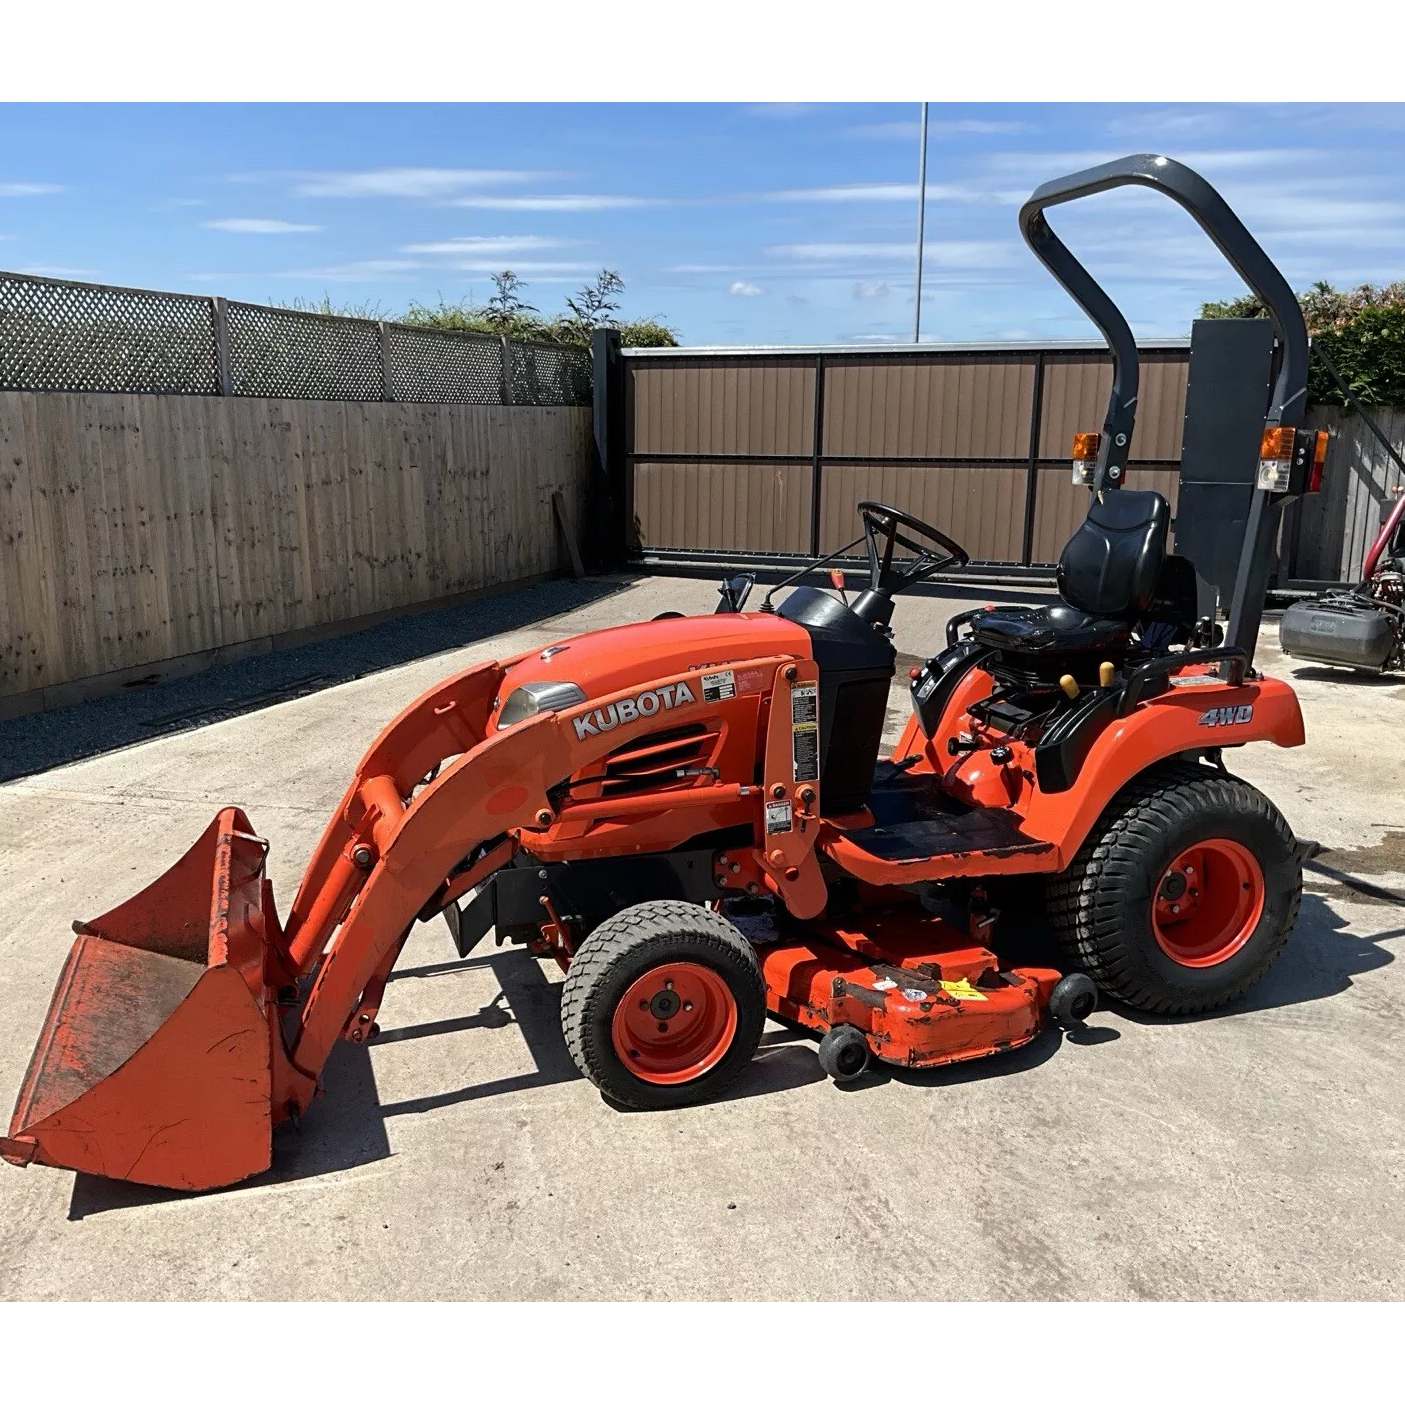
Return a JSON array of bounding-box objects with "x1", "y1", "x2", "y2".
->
[{"x1": 939, "y1": 977, "x2": 988, "y2": 1002}]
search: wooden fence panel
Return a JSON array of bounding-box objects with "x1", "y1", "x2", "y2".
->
[
  {"x1": 0, "y1": 391, "x2": 592, "y2": 705},
  {"x1": 1292, "y1": 405, "x2": 1405, "y2": 582}
]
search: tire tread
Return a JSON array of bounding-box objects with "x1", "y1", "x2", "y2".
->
[
  {"x1": 1048, "y1": 759, "x2": 1301, "y2": 1014},
  {"x1": 560, "y1": 900, "x2": 764, "y2": 1109}
]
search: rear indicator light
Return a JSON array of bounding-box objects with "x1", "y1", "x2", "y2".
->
[
  {"x1": 1071, "y1": 430, "x2": 1100, "y2": 485},
  {"x1": 1257, "y1": 424, "x2": 1293, "y2": 492}
]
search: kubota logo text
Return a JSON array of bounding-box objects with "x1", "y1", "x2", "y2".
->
[{"x1": 572, "y1": 681, "x2": 697, "y2": 740}]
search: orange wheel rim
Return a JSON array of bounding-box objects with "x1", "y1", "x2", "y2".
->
[
  {"x1": 1152, "y1": 838, "x2": 1265, "y2": 968},
  {"x1": 610, "y1": 962, "x2": 738, "y2": 1085}
]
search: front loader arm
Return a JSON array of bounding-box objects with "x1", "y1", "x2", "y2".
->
[
  {"x1": 278, "y1": 655, "x2": 823, "y2": 1107},
  {"x1": 284, "y1": 659, "x2": 512, "y2": 968}
]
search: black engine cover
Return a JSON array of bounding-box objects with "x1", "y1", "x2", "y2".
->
[{"x1": 776, "y1": 586, "x2": 896, "y2": 814}]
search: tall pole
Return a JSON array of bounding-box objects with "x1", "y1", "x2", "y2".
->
[{"x1": 913, "y1": 100, "x2": 929, "y2": 343}]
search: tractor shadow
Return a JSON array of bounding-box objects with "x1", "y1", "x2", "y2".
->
[
  {"x1": 69, "y1": 850, "x2": 1400, "y2": 1215},
  {"x1": 1100, "y1": 887, "x2": 1403, "y2": 1031},
  {"x1": 1281, "y1": 664, "x2": 1403, "y2": 689},
  {"x1": 1, "y1": 574, "x2": 631, "y2": 784},
  {"x1": 65, "y1": 943, "x2": 825, "y2": 1217}
]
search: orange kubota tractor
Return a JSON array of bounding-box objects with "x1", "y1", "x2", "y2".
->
[{"x1": 4, "y1": 155, "x2": 1317, "y2": 1192}]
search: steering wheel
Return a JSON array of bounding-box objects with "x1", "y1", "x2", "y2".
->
[{"x1": 858, "y1": 500, "x2": 970, "y2": 595}]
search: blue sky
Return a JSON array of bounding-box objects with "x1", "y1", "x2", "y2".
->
[{"x1": 1, "y1": 102, "x2": 1402, "y2": 344}]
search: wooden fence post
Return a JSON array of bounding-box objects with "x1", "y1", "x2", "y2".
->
[
  {"x1": 379, "y1": 321, "x2": 395, "y2": 401},
  {"x1": 211, "y1": 297, "x2": 233, "y2": 396},
  {"x1": 499, "y1": 336, "x2": 514, "y2": 405}
]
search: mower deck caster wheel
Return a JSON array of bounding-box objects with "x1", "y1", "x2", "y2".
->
[
  {"x1": 818, "y1": 1025, "x2": 871, "y2": 1082},
  {"x1": 1049, "y1": 973, "x2": 1097, "y2": 1025}
]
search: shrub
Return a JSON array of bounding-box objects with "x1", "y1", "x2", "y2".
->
[
  {"x1": 1200, "y1": 280, "x2": 1405, "y2": 407},
  {"x1": 402, "y1": 269, "x2": 678, "y2": 348}
]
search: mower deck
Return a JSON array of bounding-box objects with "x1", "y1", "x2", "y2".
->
[{"x1": 731, "y1": 902, "x2": 1061, "y2": 1070}]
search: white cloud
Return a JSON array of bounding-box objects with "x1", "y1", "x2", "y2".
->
[
  {"x1": 771, "y1": 184, "x2": 919, "y2": 203},
  {"x1": 274, "y1": 259, "x2": 422, "y2": 281},
  {"x1": 980, "y1": 147, "x2": 1320, "y2": 188},
  {"x1": 729, "y1": 280, "x2": 764, "y2": 296},
  {"x1": 768, "y1": 240, "x2": 1011, "y2": 268},
  {"x1": 450, "y1": 194, "x2": 660, "y2": 211},
  {"x1": 853, "y1": 281, "x2": 890, "y2": 299},
  {"x1": 0, "y1": 182, "x2": 62, "y2": 197},
  {"x1": 401, "y1": 235, "x2": 568, "y2": 256},
  {"x1": 850, "y1": 119, "x2": 1030, "y2": 138},
  {"x1": 20, "y1": 265, "x2": 95, "y2": 278},
  {"x1": 444, "y1": 260, "x2": 595, "y2": 274},
  {"x1": 204, "y1": 218, "x2": 322, "y2": 234},
  {"x1": 294, "y1": 168, "x2": 542, "y2": 198},
  {"x1": 748, "y1": 103, "x2": 822, "y2": 118},
  {"x1": 767, "y1": 182, "x2": 1018, "y2": 206},
  {"x1": 769, "y1": 242, "x2": 913, "y2": 261},
  {"x1": 1106, "y1": 110, "x2": 1232, "y2": 140}
]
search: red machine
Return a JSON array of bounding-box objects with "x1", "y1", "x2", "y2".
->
[{"x1": 4, "y1": 155, "x2": 1315, "y2": 1191}]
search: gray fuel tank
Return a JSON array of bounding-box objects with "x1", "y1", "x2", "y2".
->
[{"x1": 1279, "y1": 597, "x2": 1396, "y2": 671}]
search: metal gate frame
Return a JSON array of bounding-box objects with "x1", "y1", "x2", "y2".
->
[{"x1": 601, "y1": 337, "x2": 1191, "y2": 581}]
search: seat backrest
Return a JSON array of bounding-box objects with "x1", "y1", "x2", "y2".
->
[{"x1": 1057, "y1": 490, "x2": 1170, "y2": 618}]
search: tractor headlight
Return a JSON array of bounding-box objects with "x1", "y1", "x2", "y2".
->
[{"x1": 495, "y1": 680, "x2": 587, "y2": 730}]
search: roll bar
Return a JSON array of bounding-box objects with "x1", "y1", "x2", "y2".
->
[
  {"x1": 1019, "y1": 153, "x2": 1312, "y2": 670},
  {"x1": 1019, "y1": 153, "x2": 1310, "y2": 494}
]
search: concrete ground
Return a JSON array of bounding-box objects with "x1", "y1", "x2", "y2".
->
[{"x1": 1, "y1": 574, "x2": 1401, "y2": 1301}]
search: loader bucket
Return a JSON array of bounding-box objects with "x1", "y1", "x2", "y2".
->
[{"x1": 2, "y1": 808, "x2": 280, "y2": 1191}]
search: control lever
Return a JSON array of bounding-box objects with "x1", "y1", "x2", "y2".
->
[
  {"x1": 714, "y1": 573, "x2": 755, "y2": 614},
  {"x1": 828, "y1": 568, "x2": 849, "y2": 606}
]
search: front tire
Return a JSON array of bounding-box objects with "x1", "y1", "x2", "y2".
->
[
  {"x1": 1048, "y1": 760, "x2": 1301, "y2": 1014},
  {"x1": 560, "y1": 900, "x2": 766, "y2": 1110}
]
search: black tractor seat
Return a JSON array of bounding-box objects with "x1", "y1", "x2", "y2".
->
[
  {"x1": 971, "y1": 490, "x2": 1171, "y2": 676},
  {"x1": 973, "y1": 603, "x2": 1132, "y2": 655}
]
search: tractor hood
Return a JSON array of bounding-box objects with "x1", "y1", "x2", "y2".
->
[{"x1": 489, "y1": 611, "x2": 810, "y2": 731}]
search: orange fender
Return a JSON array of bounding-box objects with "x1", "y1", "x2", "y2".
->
[{"x1": 1021, "y1": 672, "x2": 1305, "y2": 864}]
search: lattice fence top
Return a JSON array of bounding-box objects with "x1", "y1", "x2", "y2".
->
[
  {"x1": 505, "y1": 339, "x2": 594, "y2": 406},
  {"x1": 0, "y1": 272, "x2": 218, "y2": 394},
  {"x1": 227, "y1": 302, "x2": 384, "y2": 400},
  {"x1": 0, "y1": 269, "x2": 593, "y2": 405},
  {"x1": 389, "y1": 324, "x2": 505, "y2": 403}
]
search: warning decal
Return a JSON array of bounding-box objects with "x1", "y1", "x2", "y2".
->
[
  {"x1": 701, "y1": 669, "x2": 736, "y2": 703},
  {"x1": 790, "y1": 682, "x2": 819, "y2": 783},
  {"x1": 764, "y1": 799, "x2": 793, "y2": 834},
  {"x1": 939, "y1": 977, "x2": 988, "y2": 1002}
]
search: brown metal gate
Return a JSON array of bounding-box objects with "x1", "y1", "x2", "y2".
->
[{"x1": 623, "y1": 342, "x2": 1190, "y2": 573}]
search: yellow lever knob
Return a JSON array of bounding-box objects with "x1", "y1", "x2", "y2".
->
[
  {"x1": 1060, "y1": 674, "x2": 1079, "y2": 699},
  {"x1": 1099, "y1": 661, "x2": 1115, "y2": 688}
]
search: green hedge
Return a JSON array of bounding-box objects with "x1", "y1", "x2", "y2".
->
[{"x1": 1200, "y1": 281, "x2": 1405, "y2": 407}]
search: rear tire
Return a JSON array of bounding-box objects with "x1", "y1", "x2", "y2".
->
[
  {"x1": 560, "y1": 900, "x2": 766, "y2": 1110},
  {"x1": 1048, "y1": 760, "x2": 1301, "y2": 1015}
]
